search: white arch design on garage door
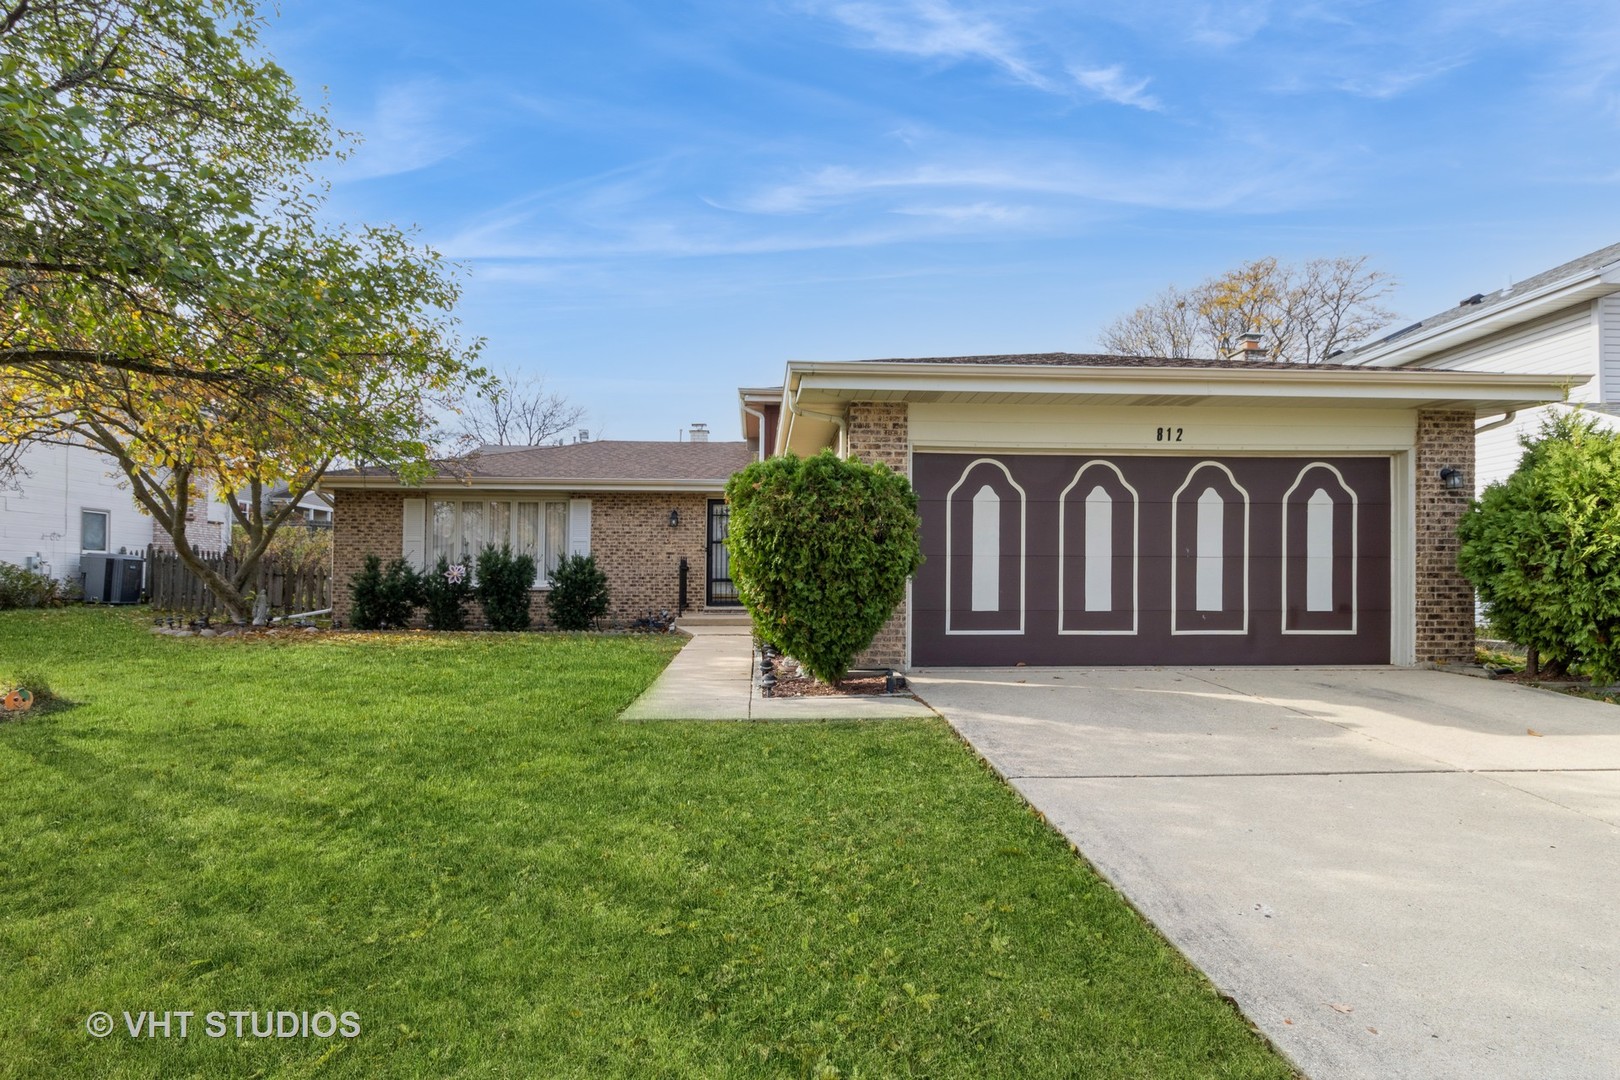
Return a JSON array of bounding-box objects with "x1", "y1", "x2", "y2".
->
[
  {"x1": 945, "y1": 457, "x2": 1026, "y2": 635},
  {"x1": 1057, "y1": 460, "x2": 1140, "y2": 635},
  {"x1": 1170, "y1": 461, "x2": 1250, "y2": 636},
  {"x1": 1281, "y1": 461, "x2": 1359, "y2": 635}
]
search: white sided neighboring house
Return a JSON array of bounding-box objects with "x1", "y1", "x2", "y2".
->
[
  {"x1": 0, "y1": 440, "x2": 229, "y2": 593},
  {"x1": 1347, "y1": 240, "x2": 1620, "y2": 490}
]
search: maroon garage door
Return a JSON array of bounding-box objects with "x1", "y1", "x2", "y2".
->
[{"x1": 912, "y1": 454, "x2": 1391, "y2": 666}]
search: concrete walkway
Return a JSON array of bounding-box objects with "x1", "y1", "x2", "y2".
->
[
  {"x1": 913, "y1": 666, "x2": 1620, "y2": 1080},
  {"x1": 621, "y1": 625, "x2": 934, "y2": 721}
]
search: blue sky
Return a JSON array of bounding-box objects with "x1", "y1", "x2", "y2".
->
[{"x1": 266, "y1": 0, "x2": 1620, "y2": 441}]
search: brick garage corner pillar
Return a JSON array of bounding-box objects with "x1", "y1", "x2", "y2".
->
[
  {"x1": 1414, "y1": 409, "x2": 1476, "y2": 663},
  {"x1": 847, "y1": 402, "x2": 910, "y2": 670}
]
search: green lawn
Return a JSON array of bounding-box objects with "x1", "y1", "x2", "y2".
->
[{"x1": 0, "y1": 608, "x2": 1292, "y2": 1079}]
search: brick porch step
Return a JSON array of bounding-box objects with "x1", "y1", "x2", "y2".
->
[{"x1": 677, "y1": 609, "x2": 752, "y2": 627}]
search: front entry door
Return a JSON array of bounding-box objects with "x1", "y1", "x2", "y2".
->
[{"x1": 707, "y1": 499, "x2": 739, "y2": 606}]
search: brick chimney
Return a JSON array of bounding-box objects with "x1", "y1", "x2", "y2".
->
[
  {"x1": 688, "y1": 423, "x2": 709, "y2": 443},
  {"x1": 1224, "y1": 330, "x2": 1265, "y2": 361}
]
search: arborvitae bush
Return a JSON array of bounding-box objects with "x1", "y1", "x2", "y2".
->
[
  {"x1": 724, "y1": 450, "x2": 922, "y2": 684},
  {"x1": 476, "y1": 545, "x2": 537, "y2": 631},
  {"x1": 547, "y1": 554, "x2": 610, "y2": 630},
  {"x1": 348, "y1": 555, "x2": 421, "y2": 629},
  {"x1": 1458, "y1": 412, "x2": 1620, "y2": 683},
  {"x1": 421, "y1": 556, "x2": 475, "y2": 631}
]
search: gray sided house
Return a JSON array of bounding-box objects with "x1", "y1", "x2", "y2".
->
[
  {"x1": 745, "y1": 353, "x2": 1579, "y2": 671},
  {"x1": 320, "y1": 438, "x2": 753, "y2": 627}
]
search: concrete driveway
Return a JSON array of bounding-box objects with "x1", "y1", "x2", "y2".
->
[{"x1": 910, "y1": 667, "x2": 1620, "y2": 1080}]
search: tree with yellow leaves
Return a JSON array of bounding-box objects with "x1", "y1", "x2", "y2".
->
[
  {"x1": 1, "y1": 0, "x2": 484, "y2": 619},
  {"x1": 1097, "y1": 255, "x2": 1399, "y2": 364}
]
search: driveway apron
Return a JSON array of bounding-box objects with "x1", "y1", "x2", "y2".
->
[{"x1": 912, "y1": 666, "x2": 1620, "y2": 1080}]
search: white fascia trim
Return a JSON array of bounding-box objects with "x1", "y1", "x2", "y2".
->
[
  {"x1": 787, "y1": 363, "x2": 1585, "y2": 406},
  {"x1": 318, "y1": 477, "x2": 733, "y2": 494},
  {"x1": 1354, "y1": 264, "x2": 1620, "y2": 367}
]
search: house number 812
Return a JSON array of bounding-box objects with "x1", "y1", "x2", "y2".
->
[{"x1": 1156, "y1": 427, "x2": 1184, "y2": 442}]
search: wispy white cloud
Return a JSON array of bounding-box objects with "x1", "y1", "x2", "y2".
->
[
  {"x1": 800, "y1": 0, "x2": 1163, "y2": 109},
  {"x1": 430, "y1": 133, "x2": 1342, "y2": 269},
  {"x1": 891, "y1": 201, "x2": 1035, "y2": 224},
  {"x1": 802, "y1": 0, "x2": 1056, "y2": 89},
  {"x1": 719, "y1": 151, "x2": 1319, "y2": 217},
  {"x1": 338, "y1": 79, "x2": 472, "y2": 181},
  {"x1": 1069, "y1": 64, "x2": 1162, "y2": 110}
]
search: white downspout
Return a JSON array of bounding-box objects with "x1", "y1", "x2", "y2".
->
[
  {"x1": 1475, "y1": 410, "x2": 1516, "y2": 434},
  {"x1": 785, "y1": 383, "x2": 847, "y2": 457},
  {"x1": 742, "y1": 404, "x2": 768, "y2": 462}
]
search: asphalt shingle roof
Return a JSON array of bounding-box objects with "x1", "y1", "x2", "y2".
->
[
  {"x1": 329, "y1": 440, "x2": 753, "y2": 482},
  {"x1": 1349, "y1": 240, "x2": 1620, "y2": 357}
]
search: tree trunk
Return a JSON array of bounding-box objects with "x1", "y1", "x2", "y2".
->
[{"x1": 1526, "y1": 647, "x2": 1539, "y2": 679}]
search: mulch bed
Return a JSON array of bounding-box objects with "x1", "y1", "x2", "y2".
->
[{"x1": 762, "y1": 657, "x2": 918, "y2": 699}]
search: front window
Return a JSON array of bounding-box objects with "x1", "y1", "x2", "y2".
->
[
  {"x1": 427, "y1": 499, "x2": 568, "y2": 584},
  {"x1": 81, "y1": 510, "x2": 109, "y2": 552}
]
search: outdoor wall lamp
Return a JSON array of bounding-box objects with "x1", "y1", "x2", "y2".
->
[
  {"x1": 668, "y1": 509, "x2": 681, "y2": 528},
  {"x1": 1440, "y1": 466, "x2": 1466, "y2": 491}
]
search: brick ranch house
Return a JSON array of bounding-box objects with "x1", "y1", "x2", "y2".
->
[
  {"x1": 321, "y1": 435, "x2": 755, "y2": 627},
  {"x1": 324, "y1": 353, "x2": 1579, "y2": 668}
]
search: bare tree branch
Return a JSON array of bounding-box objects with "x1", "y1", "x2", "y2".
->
[
  {"x1": 446, "y1": 367, "x2": 586, "y2": 450},
  {"x1": 1096, "y1": 255, "x2": 1399, "y2": 364}
]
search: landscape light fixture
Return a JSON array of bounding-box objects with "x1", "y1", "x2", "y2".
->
[{"x1": 1440, "y1": 466, "x2": 1465, "y2": 491}]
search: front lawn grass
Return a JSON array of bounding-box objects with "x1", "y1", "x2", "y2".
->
[{"x1": 0, "y1": 608, "x2": 1292, "y2": 1079}]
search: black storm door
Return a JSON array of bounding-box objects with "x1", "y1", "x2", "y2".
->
[{"x1": 707, "y1": 499, "x2": 739, "y2": 606}]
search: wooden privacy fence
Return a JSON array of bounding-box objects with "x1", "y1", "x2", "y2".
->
[{"x1": 146, "y1": 546, "x2": 332, "y2": 617}]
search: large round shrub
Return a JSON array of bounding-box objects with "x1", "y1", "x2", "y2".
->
[
  {"x1": 1458, "y1": 412, "x2": 1620, "y2": 682},
  {"x1": 725, "y1": 450, "x2": 922, "y2": 684}
]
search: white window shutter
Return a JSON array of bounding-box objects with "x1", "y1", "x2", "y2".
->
[
  {"x1": 568, "y1": 498, "x2": 591, "y2": 557},
  {"x1": 401, "y1": 498, "x2": 426, "y2": 570}
]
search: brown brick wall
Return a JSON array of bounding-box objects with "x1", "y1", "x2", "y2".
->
[
  {"x1": 587, "y1": 491, "x2": 714, "y2": 620},
  {"x1": 1414, "y1": 409, "x2": 1477, "y2": 663},
  {"x1": 331, "y1": 489, "x2": 406, "y2": 626},
  {"x1": 329, "y1": 487, "x2": 717, "y2": 628},
  {"x1": 847, "y1": 402, "x2": 911, "y2": 670},
  {"x1": 150, "y1": 479, "x2": 229, "y2": 555}
]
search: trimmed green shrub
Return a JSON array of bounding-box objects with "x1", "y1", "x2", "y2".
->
[
  {"x1": 0, "y1": 563, "x2": 67, "y2": 609},
  {"x1": 476, "y1": 545, "x2": 537, "y2": 631},
  {"x1": 348, "y1": 554, "x2": 421, "y2": 630},
  {"x1": 421, "y1": 556, "x2": 475, "y2": 631},
  {"x1": 724, "y1": 450, "x2": 922, "y2": 684},
  {"x1": 547, "y1": 554, "x2": 611, "y2": 630},
  {"x1": 1458, "y1": 411, "x2": 1620, "y2": 683}
]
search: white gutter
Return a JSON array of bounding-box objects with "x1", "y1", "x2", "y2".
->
[
  {"x1": 1475, "y1": 411, "x2": 1517, "y2": 434},
  {"x1": 318, "y1": 476, "x2": 736, "y2": 494},
  {"x1": 784, "y1": 360, "x2": 1585, "y2": 405},
  {"x1": 785, "y1": 376, "x2": 847, "y2": 457}
]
